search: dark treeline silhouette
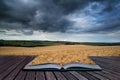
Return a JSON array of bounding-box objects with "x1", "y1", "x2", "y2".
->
[{"x1": 0, "y1": 40, "x2": 120, "y2": 47}]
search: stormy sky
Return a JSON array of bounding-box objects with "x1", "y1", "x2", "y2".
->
[{"x1": 0, "y1": 0, "x2": 120, "y2": 42}]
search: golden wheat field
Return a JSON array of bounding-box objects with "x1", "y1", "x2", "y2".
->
[{"x1": 0, "y1": 45, "x2": 120, "y2": 66}]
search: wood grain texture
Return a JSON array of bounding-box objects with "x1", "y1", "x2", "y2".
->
[{"x1": 0, "y1": 56, "x2": 120, "y2": 80}]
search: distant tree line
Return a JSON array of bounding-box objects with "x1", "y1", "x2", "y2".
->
[{"x1": 0, "y1": 40, "x2": 120, "y2": 47}]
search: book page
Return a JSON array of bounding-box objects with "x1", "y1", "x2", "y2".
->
[
  {"x1": 63, "y1": 62, "x2": 102, "y2": 70},
  {"x1": 24, "y1": 63, "x2": 62, "y2": 70}
]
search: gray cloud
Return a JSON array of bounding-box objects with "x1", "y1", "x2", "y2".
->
[{"x1": 0, "y1": 0, "x2": 120, "y2": 35}]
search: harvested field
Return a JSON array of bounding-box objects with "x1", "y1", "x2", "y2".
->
[{"x1": 0, "y1": 45, "x2": 120, "y2": 66}]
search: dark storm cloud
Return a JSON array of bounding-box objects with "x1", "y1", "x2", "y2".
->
[
  {"x1": 0, "y1": 0, "x2": 38, "y2": 23},
  {"x1": 0, "y1": 0, "x2": 10, "y2": 20},
  {"x1": 0, "y1": 0, "x2": 120, "y2": 35}
]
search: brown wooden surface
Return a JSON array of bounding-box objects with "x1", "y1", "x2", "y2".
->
[{"x1": 0, "y1": 56, "x2": 120, "y2": 80}]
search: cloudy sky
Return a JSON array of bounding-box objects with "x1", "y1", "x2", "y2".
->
[{"x1": 0, "y1": 0, "x2": 120, "y2": 42}]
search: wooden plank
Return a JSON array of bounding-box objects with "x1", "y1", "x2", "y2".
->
[
  {"x1": 0, "y1": 56, "x2": 120, "y2": 80},
  {"x1": 25, "y1": 71, "x2": 36, "y2": 80},
  {"x1": 15, "y1": 57, "x2": 36, "y2": 80},
  {"x1": 91, "y1": 57, "x2": 120, "y2": 75},
  {"x1": 54, "y1": 71, "x2": 67, "y2": 80},
  {"x1": 36, "y1": 71, "x2": 45, "y2": 80},
  {"x1": 3, "y1": 57, "x2": 34, "y2": 80},
  {"x1": 94, "y1": 56, "x2": 120, "y2": 61},
  {"x1": 69, "y1": 71, "x2": 88, "y2": 80},
  {"x1": 95, "y1": 71, "x2": 120, "y2": 80},
  {"x1": 0, "y1": 56, "x2": 11, "y2": 60},
  {"x1": 0, "y1": 57, "x2": 15, "y2": 69},
  {"x1": 0, "y1": 56, "x2": 16, "y2": 65},
  {"x1": 61, "y1": 71, "x2": 78, "y2": 80},
  {"x1": 0, "y1": 57, "x2": 22, "y2": 74},
  {"x1": 99, "y1": 57, "x2": 120, "y2": 67},
  {"x1": 45, "y1": 71, "x2": 57, "y2": 80},
  {"x1": 14, "y1": 71, "x2": 27, "y2": 80},
  {"x1": 91, "y1": 57, "x2": 120, "y2": 70},
  {"x1": 0, "y1": 57, "x2": 26, "y2": 80},
  {"x1": 78, "y1": 71, "x2": 100, "y2": 80},
  {"x1": 91, "y1": 57, "x2": 120, "y2": 79},
  {"x1": 91, "y1": 57, "x2": 120, "y2": 66},
  {"x1": 87, "y1": 71, "x2": 110, "y2": 80},
  {"x1": 0, "y1": 56, "x2": 23, "y2": 67},
  {"x1": 96, "y1": 61, "x2": 120, "y2": 76}
]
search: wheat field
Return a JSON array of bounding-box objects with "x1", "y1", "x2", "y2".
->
[{"x1": 0, "y1": 45, "x2": 120, "y2": 66}]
